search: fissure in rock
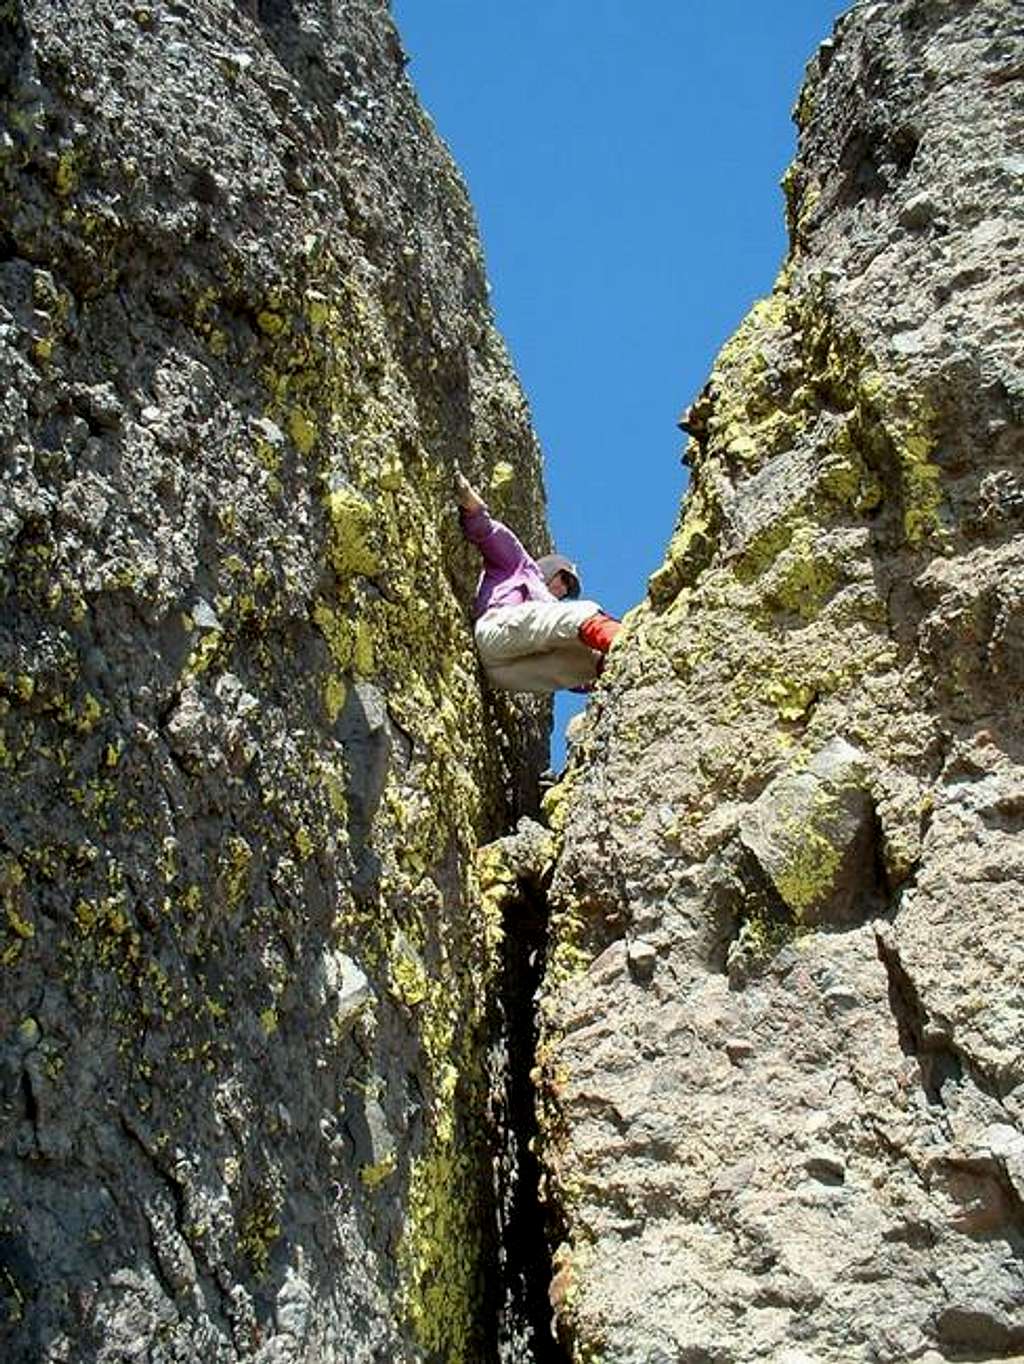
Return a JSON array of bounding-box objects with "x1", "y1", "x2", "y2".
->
[
  {"x1": 488, "y1": 878, "x2": 568, "y2": 1364},
  {"x1": 875, "y1": 929, "x2": 962, "y2": 1108}
]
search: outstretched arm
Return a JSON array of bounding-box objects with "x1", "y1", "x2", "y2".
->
[
  {"x1": 455, "y1": 471, "x2": 486, "y2": 514},
  {"x1": 455, "y1": 470, "x2": 535, "y2": 576}
]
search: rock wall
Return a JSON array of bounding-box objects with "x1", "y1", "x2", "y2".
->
[
  {"x1": 0, "y1": 3, "x2": 551, "y2": 1361},
  {"x1": 539, "y1": 2, "x2": 1024, "y2": 1361}
]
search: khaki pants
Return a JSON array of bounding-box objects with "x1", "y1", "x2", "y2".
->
[{"x1": 474, "y1": 600, "x2": 601, "y2": 693}]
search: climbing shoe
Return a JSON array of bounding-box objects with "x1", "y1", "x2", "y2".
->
[{"x1": 578, "y1": 612, "x2": 620, "y2": 653}]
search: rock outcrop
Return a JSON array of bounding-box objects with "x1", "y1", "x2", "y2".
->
[
  {"x1": 539, "y1": 2, "x2": 1024, "y2": 1360},
  {"x1": 1, "y1": 3, "x2": 551, "y2": 1361}
]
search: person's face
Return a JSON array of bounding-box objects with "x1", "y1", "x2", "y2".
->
[{"x1": 548, "y1": 570, "x2": 573, "y2": 599}]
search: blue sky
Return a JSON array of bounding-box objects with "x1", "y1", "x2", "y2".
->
[{"x1": 391, "y1": 1, "x2": 842, "y2": 761}]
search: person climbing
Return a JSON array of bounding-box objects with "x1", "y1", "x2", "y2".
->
[{"x1": 455, "y1": 470, "x2": 621, "y2": 693}]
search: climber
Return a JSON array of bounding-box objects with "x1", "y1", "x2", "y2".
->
[{"x1": 456, "y1": 470, "x2": 620, "y2": 693}]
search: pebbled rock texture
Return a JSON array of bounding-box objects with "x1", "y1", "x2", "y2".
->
[
  {"x1": 0, "y1": 2, "x2": 551, "y2": 1361},
  {"x1": 538, "y1": 2, "x2": 1024, "y2": 1361}
]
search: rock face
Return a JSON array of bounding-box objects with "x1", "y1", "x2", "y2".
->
[
  {"x1": 539, "y1": 2, "x2": 1024, "y2": 1361},
  {"x1": 1, "y1": 3, "x2": 551, "y2": 1361}
]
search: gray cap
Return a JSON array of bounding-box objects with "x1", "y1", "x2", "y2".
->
[{"x1": 536, "y1": 553, "x2": 581, "y2": 598}]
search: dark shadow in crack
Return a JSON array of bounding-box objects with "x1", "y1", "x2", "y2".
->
[{"x1": 487, "y1": 876, "x2": 572, "y2": 1364}]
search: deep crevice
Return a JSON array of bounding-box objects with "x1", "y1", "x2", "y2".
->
[
  {"x1": 487, "y1": 877, "x2": 570, "y2": 1364},
  {"x1": 118, "y1": 1111, "x2": 190, "y2": 1238},
  {"x1": 874, "y1": 931, "x2": 1024, "y2": 1266},
  {"x1": 875, "y1": 929, "x2": 1019, "y2": 1107},
  {"x1": 875, "y1": 929, "x2": 960, "y2": 1107},
  {"x1": 20, "y1": 1070, "x2": 39, "y2": 1142}
]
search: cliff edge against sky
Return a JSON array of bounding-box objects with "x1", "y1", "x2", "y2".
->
[
  {"x1": 1, "y1": 2, "x2": 550, "y2": 1360},
  {"x1": 538, "y1": 2, "x2": 1024, "y2": 1360}
]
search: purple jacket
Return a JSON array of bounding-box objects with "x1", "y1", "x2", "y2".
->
[{"x1": 461, "y1": 506, "x2": 556, "y2": 619}]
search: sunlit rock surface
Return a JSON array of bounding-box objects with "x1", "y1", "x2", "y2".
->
[
  {"x1": 0, "y1": 2, "x2": 550, "y2": 1360},
  {"x1": 539, "y1": 2, "x2": 1024, "y2": 1360}
]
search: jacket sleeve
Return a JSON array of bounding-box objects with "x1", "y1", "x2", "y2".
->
[{"x1": 460, "y1": 506, "x2": 534, "y2": 575}]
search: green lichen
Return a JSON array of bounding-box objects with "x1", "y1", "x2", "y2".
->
[
  {"x1": 764, "y1": 675, "x2": 818, "y2": 723},
  {"x1": 359, "y1": 1153, "x2": 397, "y2": 1189},
  {"x1": 857, "y1": 371, "x2": 943, "y2": 544},
  {"x1": 323, "y1": 674, "x2": 347, "y2": 724},
  {"x1": 793, "y1": 78, "x2": 816, "y2": 133},
  {"x1": 0, "y1": 1263, "x2": 25, "y2": 1324},
  {"x1": 219, "y1": 836, "x2": 252, "y2": 911},
  {"x1": 257, "y1": 310, "x2": 287, "y2": 337},
  {"x1": 772, "y1": 824, "x2": 843, "y2": 917},
  {"x1": 181, "y1": 630, "x2": 223, "y2": 681},
  {"x1": 390, "y1": 938, "x2": 430, "y2": 1008},
  {"x1": 729, "y1": 910, "x2": 804, "y2": 972},
  {"x1": 2, "y1": 856, "x2": 33, "y2": 966},
  {"x1": 489, "y1": 460, "x2": 515, "y2": 491},
  {"x1": 323, "y1": 485, "x2": 380, "y2": 578},
  {"x1": 292, "y1": 826, "x2": 314, "y2": 861},
  {"x1": 400, "y1": 1147, "x2": 483, "y2": 1364},
  {"x1": 649, "y1": 488, "x2": 717, "y2": 605},
  {"x1": 762, "y1": 524, "x2": 839, "y2": 620},
  {"x1": 237, "y1": 1192, "x2": 282, "y2": 1278},
  {"x1": 73, "y1": 891, "x2": 141, "y2": 969},
  {"x1": 288, "y1": 407, "x2": 318, "y2": 455},
  {"x1": 648, "y1": 271, "x2": 948, "y2": 623},
  {"x1": 54, "y1": 149, "x2": 78, "y2": 197},
  {"x1": 377, "y1": 840, "x2": 503, "y2": 1362}
]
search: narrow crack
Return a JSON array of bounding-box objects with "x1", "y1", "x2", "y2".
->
[
  {"x1": 119, "y1": 1112, "x2": 189, "y2": 1237},
  {"x1": 489, "y1": 875, "x2": 570, "y2": 1364},
  {"x1": 119, "y1": 1109, "x2": 241, "y2": 1338},
  {"x1": 875, "y1": 927, "x2": 960, "y2": 1112},
  {"x1": 876, "y1": 927, "x2": 1016, "y2": 1105},
  {"x1": 875, "y1": 928, "x2": 1024, "y2": 1262},
  {"x1": 20, "y1": 1070, "x2": 39, "y2": 1147}
]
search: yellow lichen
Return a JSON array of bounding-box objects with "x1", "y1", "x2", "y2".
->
[
  {"x1": 288, "y1": 407, "x2": 318, "y2": 455},
  {"x1": 353, "y1": 619, "x2": 375, "y2": 676},
  {"x1": 390, "y1": 944, "x2": 429, "y2": 1008},
  {"x1": 257, "y1": 310, "x2": 286, "y2": 337},
  {"x1": 490, "y1": 460, "x2": 515, "y2": 490},
  {"x1": 323, "y1": 674, "x2": 347, "y2": 724},
  {"x1": 763, "y1": 523, "x2": 839, "y2": 619},
  {"x1": 237, "y1": 1193, "x2": 281, "y2": 1278},
  {"x1": 323, "y1": 486, "x2": 379, "y2": 578},
  {"x1": 54, "y1": 150, "x2": 77, "y2": 197},
  {"x1": 399, "y1": 1147, "x2": 483, "y2": 1364},
  {"x1": 359, "y1": 1153, "x2": 397, "y2": 1189},
  {"x1": 772, "y1": 825, "x2": 843, "y2": 917},
  {"x1": 219, "y1": 836, "x2": 252, "y2": 910}
]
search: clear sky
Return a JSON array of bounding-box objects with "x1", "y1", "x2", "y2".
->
[{"x1": 391, "y1": 0, "x2": 844, "y2": 763}]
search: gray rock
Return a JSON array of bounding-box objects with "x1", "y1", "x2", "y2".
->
[
  {"x1": 537, "y1": 3, "x2": 1024, "y2": 1361},
  {"x1": 739, "y1": 738, "x2": 878, "y2": 926},
  {"x1": 0, "y1": 1, "x2": 550, "y2": 1360},
  {"x1": 899, "y1": 192, "x2": 941, "y2": 229},
  {"x1": 626, "y1": 938, "x2": 658, "y2": 978}
]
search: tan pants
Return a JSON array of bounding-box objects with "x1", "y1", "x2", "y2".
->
[{"x1": 474, "y1": 600, "x2": 601, "y2": 693}]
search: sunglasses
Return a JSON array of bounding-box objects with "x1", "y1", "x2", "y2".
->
[{"x1": 553, "y1": 570, "x2": 581, "y2": 600}]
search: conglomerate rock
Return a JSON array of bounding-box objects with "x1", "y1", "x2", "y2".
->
[
  {"x1": 0, "y1": 2, "x2": 552, "y2": 1361},
  {"x1": 538, "y1": 2, "x2": 1024, "y2": 1361}
]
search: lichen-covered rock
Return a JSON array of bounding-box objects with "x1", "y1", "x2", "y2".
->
[
  {"x1": 737, "y1": 737, "x2": 878, "y2": 928},
  {"x1": 0, "y1": 3, "x2": 551, "y2": 1360},
  {"x1": 539, "y1": 2, "x2": 1024, "y2": 1360}
]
